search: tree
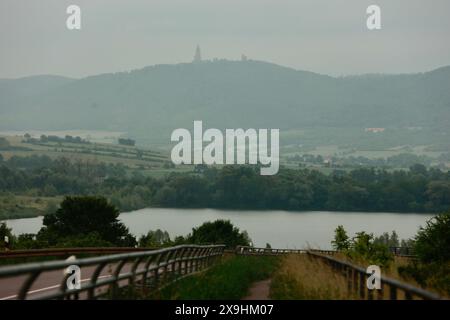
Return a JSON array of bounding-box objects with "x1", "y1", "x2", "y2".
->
[
  {"x1": 398, "y1": 213, "x2": 450, "y2": 295},
  {"x1": 350, "y1": 231, "x2": 392, "y2": 266},
  {"x1": 333, "y1": 228, "x2": 393, "y2": 266},
  {"x1": 40, "y1": 196, "x2": 136, "y2": 247},
  {"x1": 410, "y1": 164, "x2": 428, "y2": 177},
  {"x1": 425, "y1": 181, "x2": 450, "y2": 212},
  {"x1": 188, "y1": 220, "x2": 251, "y2": 248},
  {"x1": 374, "y1": 231, "x2": 400, "y2": 247},
  {"x1": 414, "y1": 213, "x2": 450, "y2": 263},
  {"x1": 0, "y1": 223, "x2": 14, "y2": 249},
  {"x1": 332, "y1": 225, "x2": 350, "y2": 250},
  {"x1": 139, "y1": 229, "x2": 171, "y2": 247}
]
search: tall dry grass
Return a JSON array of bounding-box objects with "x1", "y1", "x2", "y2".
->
[
  {"x1": 270, "y1": 254, "x2": 359, "y2": 300},
  {"x1": 270, "y1": 253, "x2": 446, "y2": 300}
]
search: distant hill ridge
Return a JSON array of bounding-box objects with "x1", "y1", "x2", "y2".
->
[{"x1": 1, "y1": 60, "x2": 449, "y2": 144}]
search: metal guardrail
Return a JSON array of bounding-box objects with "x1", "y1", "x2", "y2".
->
[
  {"x1": 0, "y1": 247, "x2": 154, "y2": 259},
  {"x1": 236, "y1": 246, "x2": 306, "y2": 255},
  {"x1": 307, "y1": 251, "x2": 441, "y2": 300},
  {"x1": 1, "y1": 246, "x2": 414, "y2": 259},
  {"x1": 0, "y1": 244, "x2": 225, "y2": 300},
  {"x1": 236, "y1": 246, "x2": 415, "y2": 257},
  {"x1": 236, "y1": 246, "x2": 440, "y2": 300},
  {"x1": 389, "y1": 246, "x2": 416, "y2": 257},
  {"x1": 236, "y1": 246, "x2": 337, "y2": 256}
]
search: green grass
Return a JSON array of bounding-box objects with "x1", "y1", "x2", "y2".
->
[{"x1": 151, "y1": 255, "x2": 280, "y2": 300}]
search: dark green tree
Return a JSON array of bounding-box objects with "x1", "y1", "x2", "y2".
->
[
  {"x1": 398, "y1": 213, "x2": 450, "y2": 295},
  {"x1": 139, "y1": 229, "x2": 171, "y2": 247},
  {"x1": 39, "y1": 196, "x2": 136, "y2": 247},
  {"x1": 414, "y1": 213, "x2": 450, "y2": 263},
  {"x1": 331, "y1": 225, "x2": 350, "y2": 250},
  {"x1": 0, "y1": 223, "x2": 14, "y2": 249},
  {"x1": 188, "y1": 220, "x2": 251, "y2": 249}
]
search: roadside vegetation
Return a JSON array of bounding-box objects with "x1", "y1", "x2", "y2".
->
[
  {"x1": 270, "y1": 254, "x2": 357, "y2": 300},
  {"x1": 330, "y1": 213, "x2": 450, "y2": 297},
  {"x1": 398, "y1": 213, "x2": 450, "y2": 296},
  {"x1": 151, "y1": 255, "x2": 279, "y2": 300},
  {"x1": 270, "y1": 213, "x2": 449, "y2": 300}
]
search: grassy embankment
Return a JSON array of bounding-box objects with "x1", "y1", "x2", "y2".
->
[
  {"x1": 149, "y1": 255, "x2": 280, "y2": 300},
  {"x1": 270, "y1": 253, "x2": 447, "y2": 300}
]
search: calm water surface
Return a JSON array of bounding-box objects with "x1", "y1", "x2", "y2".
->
[{"x1": 2, "y1": 209, "x2": 433, "y2": 249}]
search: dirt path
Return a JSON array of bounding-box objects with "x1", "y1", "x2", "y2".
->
[{"x1": 242, "y1": 279, "x2": 272, "y2": 300}]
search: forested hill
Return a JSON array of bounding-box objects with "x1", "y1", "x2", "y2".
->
[{"x1": 1, "y1": 61, "x2": 449, "y2": 143}]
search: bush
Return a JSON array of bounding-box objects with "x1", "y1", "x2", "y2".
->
[{"x1": 187, "y1": 220, "x2": 251, "y2": 249}]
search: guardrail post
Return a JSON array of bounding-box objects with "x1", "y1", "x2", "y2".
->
[
  {"x1": 404, "y1": 291, "x2": 413, "y2": 300},
  {"x1": 368, "y1": 287, "x2": 374, "y2": 300},
  {"x1": 167, "y1": 249, "x2": 175, "y2": 279},
  {"x1": 389, "y1": 285, "x2": 397, "y2": 300},
  {"x1": 110, "y1": 258, "x2": 128, "y2": 299},
  {"x1": 202, "y1": 247, "x2": 210, "y2": 270},
  {"x1": 377, "y1": 282, "x2": 384, "y2": 300},
  {"x1": 162, "y1": 251, "x2": 171, "y2": 283},
  {"x1": 152, "y1": 253, "x2": 163, "y2": 289},
  {"x1": 359, "y1": 272, "x2": 365, "y2": 299},
  {"x1": 346, "y1": 267, "x2": 352, "y2": 293},
  {"x1": 352, "y1": 268, "x2": 358, "y2": 296},
  {"x1": 88, "y1": 261, "x2": 108, "y2": 299},
  {"x1": 174, "y1": 247, "x2": 183, "y2": 279},
  {"x1": 18, "y1": 271, "x2": 42, "y2": 300},
  {"x1": 142, "y1": 255, "x2": 156, "y2": 294},
  {"x1": 188, "y1": 247, "x2": 195, "y2": 272},
  {"x1": 129, "y1": 256, "x2": 144, "y2": 298},
  {"x1": 193, "y1": 248, "x2": 200, "y2": 272},
  {"x1": 199, "y1": 247, "x2": 207, "y2": 270}
]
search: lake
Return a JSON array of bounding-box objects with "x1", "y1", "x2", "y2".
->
[{"x1": 1, "y1": 209, "x2": 434, "y2": 249}]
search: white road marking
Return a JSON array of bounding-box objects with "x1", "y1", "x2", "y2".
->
[{"x1": 0, "y1": 274, "x2": 112, "y2": 300}]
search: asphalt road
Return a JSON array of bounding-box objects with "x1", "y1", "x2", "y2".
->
[{"x1": 0, "y1": 262, "x2": 162, "y2": 300}]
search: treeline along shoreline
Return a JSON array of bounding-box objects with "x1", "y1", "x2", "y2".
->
[{"x1": 0, "y1": 155, "x2": 449, "y2": 219}]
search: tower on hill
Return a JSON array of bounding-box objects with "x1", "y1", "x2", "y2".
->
[{"x1": 193, "y1": 45, "x2": 202, "y2": 63}]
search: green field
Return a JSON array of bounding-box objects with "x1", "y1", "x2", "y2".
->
[
  {"x1": 0, "y1": 195, "x2": 62, "y2": 220},
  {"x1": 1, "y1": 135, "x2": 170, "y2": 170}
]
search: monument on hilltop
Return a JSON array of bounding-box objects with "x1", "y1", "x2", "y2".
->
[{"x1": 193, "y1": 45, "x2": 202, "y2": 63}]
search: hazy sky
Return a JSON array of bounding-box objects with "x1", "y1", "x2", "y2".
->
[{"x1": 1, "y1": 0, "x2": 450, "y2": 78}]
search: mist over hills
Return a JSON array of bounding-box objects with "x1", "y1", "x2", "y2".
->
[{"x1": 1, "y1": 60, "x2": 449, "y2": 146}]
